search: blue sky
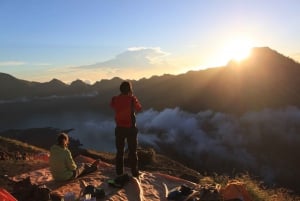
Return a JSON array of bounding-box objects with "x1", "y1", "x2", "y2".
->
[{"x1": 1, "y1": 0, "x2": 300, "y2": 84}]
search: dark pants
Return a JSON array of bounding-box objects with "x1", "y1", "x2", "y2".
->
[
  {"x1": 73, "y1": 163, "x2": 97, "y2": 179},
  {"x1": 115, "y1": 126, "x2": 139, "y2": 177}
]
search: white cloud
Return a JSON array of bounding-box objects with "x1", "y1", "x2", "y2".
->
[
  {"x1": 32, "y1": 63, "x2": 52, "y2": 66},
  {"x1": 0, "y1": 61, "x2": 52, "y2": 68},
  {"x1": 76, "y1": 47, "x2": 170, "y2": 69},
  {"x1": 0, "y1": 61, "x2": 26, "y2": 66}
]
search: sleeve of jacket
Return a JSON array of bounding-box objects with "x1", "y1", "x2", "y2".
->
[
  {"x1": 110, "y1": 96, "x2": 116, "y2": 109},
  {"x1": 65, "y1": 149, "x2": 77, "y2": 171},
  {"x1": 133, "y1": 96, "x2": 142, "y2": 112}
]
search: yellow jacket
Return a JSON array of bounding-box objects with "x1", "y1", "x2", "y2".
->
[{"x1": 49, "y1": 144, "x2": 77, "y2": 181}]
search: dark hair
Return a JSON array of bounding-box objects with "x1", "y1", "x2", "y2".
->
[
  {"x1": 120, "y1": 81, "x2": 132, "y2": 94},
  {"x1": 57, "y1": 133, "x2": 69, "y2": 146}
]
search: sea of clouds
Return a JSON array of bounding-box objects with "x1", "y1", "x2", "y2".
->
[{"x1": 1, "y1": 106, "x2": 299, "y2": 189}]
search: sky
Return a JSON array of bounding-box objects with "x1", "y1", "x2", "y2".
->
[{"x1": 0, "y1": 0, "x2": 300, "y2": 84}]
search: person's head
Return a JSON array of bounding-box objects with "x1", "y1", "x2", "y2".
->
[
  {"x1": 120, "y1": 81, "x2": 132, "y2": 95},
  {"x1": 57, "y1": 132, "x2": 69, "y2": 148}
]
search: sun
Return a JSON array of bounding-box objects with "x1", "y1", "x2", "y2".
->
[
  {"x1": 208, "y1": 37, "x2": 254, "y2": 67},
  {"x1": 222, "y1": 38, "x2": 253, "y2": 62}
]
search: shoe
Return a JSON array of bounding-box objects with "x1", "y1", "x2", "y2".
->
[
  {"x1": 108, "y1": 173, "x2": 130, "y2": 188},
  {"x1": 115, "y1": 173, "x2": 130, "y2": 185}
]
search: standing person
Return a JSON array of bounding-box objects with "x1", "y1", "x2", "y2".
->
[
  {"x1": 49, "y1": 132, "x2": 99, "y2": 181},
  {"x1": 110, "y1": 81, "x2": 142, "y2": 178}
]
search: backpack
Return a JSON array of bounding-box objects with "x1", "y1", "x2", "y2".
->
[
  {"x1": 220, "y1": 181, "x2": 252, "y2": 201},
  {"x1": 33, "y1": 185, "x2": 51, "y2": 201},
  {"x1": 12, "y1": 177, "x2": 51, "y2": 201},
  {"x1": 0, "y1": 188, "x2": 17, "y2": 201},
  {"x1": 197, "y1": 184, "x2": 223, "y2": 201},
  {"x1": 167, "y1": 184, "x2": 195, "y2": 201},
  {"x1": 167, "y1": 183, "x2": 223, "y2": 201},
  {"x1": 82, "y1": 185, "x2": 105, "y2": 199}
]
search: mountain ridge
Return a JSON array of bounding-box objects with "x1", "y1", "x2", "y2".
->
[{"x1": 1, "y1": 46, "x2": 300, "y2": 115}]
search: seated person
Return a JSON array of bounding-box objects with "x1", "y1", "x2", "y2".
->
[{"x1": 49, "y1": 132, "x2": 99, "y2": 181}]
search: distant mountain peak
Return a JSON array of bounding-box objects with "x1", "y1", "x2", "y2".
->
[
  {"x1": 49, "y1": 78, "x2": 65, "y2": 84},
  {"x1": 0, "y1": 72, "x2": 16, "y2": 80},
  {"x1": 46, "y1": 78, "x2": 67, "y2": 87},
  {"x1": 250, "y1": 47, "x2": 281, "y2": 59},
  {"x1": 70, "y1": 79, "x2": 87, "y2": 86},
  {"x1": 227, "y1": 46, "x2": 299, "y2": 68},
  {"x1": 251, "y1": 47, "x2": 298, "y2": 64},
  {"x1": 69, "y1": 79, "x2": 90, "y2": 91}
]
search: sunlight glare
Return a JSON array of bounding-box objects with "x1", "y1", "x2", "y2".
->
[
  {"x1": 223, "y1": 38, "x2": 253, "y2": 62},
  {"x1": 208, "y1": 37, "x2": 254, "y2": 67},
  {"x1": 228, "y1": 40, "x2": 251, "y2": 62}
]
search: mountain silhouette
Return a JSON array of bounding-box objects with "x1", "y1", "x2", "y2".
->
[
  {"x1": 0, "y1": 47, "x2": 300, "y2": 115},
  {"x1": 135, "y1": 47, "x2": 300, "y2": 113}
]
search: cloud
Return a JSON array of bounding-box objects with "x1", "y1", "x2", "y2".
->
[
  {"x1": 32, "y1": 63, "x2": 52, "y2": 66},
  {"x1": 0, "y1": 61, "x2": 51, "y2": 68},
  {"x1": 0, "y1": 61, "x2": 26, "y2": 66},
  {"x1": 61, "y1": 46, "x2": 174, "y2": 82},
  {"x1": 134, "y1": 107, "x2": 300, "y2": 185},
  {"x1": 76, "y1": 47, "x2": 170, "y2": 69},
  {"x1": 2, "y1": 104, "x2": 300, "y2": 187}
]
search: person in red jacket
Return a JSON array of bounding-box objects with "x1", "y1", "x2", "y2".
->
[{"x1": 110, "y1": 81, "x2": 142, "y2": 178}]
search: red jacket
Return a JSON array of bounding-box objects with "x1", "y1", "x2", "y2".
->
[{"x1": 110, "y1": 94, "x2": 142, "y2": 128}]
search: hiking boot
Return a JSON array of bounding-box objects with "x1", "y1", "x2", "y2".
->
[
  {"x1": 115, "y1": 173, "x2": 130, "y2": 185},
  {"x1": 108, "y1": 173, "x2": 130, "y2": 188}
]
